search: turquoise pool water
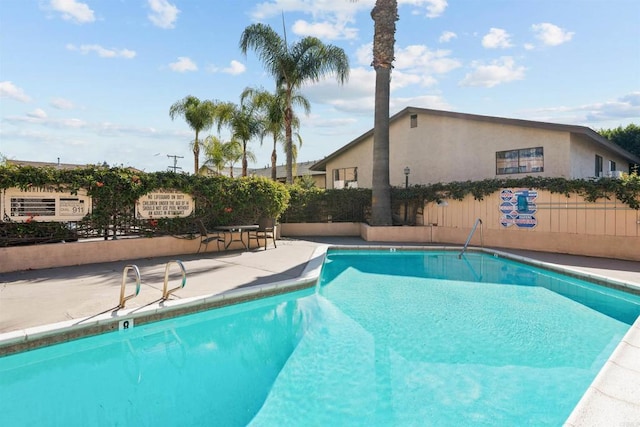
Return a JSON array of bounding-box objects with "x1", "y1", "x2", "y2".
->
[{"x1": 1, "y1": 250, "x2": 639, "y2": 426}]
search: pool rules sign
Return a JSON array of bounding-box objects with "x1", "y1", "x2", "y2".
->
[
  {"x1": 499, "y1": 188, "x2": 538, "y2": 229},
  {"x1": 135, "y1": 190, "x2": 194, "y2": 219}
]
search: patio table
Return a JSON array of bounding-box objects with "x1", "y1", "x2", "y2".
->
[{"x1": 214, "y1": 225, "x2": 259, "y2": 250}]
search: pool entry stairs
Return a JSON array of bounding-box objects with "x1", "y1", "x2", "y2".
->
[{"x1": 118, "y1": 260, "x2": 187, "y2": 308}]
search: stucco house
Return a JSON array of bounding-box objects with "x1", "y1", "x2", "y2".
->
[{"x1": 310, "y1": 107, "x2": 640, "y2": 189}]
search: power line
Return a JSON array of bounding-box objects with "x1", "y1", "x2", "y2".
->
[{"x1": 167, "y1": 154, "x2": 184, "y2": 172}]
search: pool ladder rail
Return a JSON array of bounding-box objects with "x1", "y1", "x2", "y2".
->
[
  {"x1": 117, "y1": 260, "x2": 187, "y2": 308},
  {"x1": 459, "y1": 218, "x2": 483, "y2": 259},
  {"x1": 162, "y1": 260, "x2": 187, "y2": 300}
]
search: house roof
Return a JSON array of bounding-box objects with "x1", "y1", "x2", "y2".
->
[
  {"x1": 249, "y1": 160, "x2": 325, "y2": 179},
  {"x1": 310, "y1": 107, "x2": 640, "y2": 171}
]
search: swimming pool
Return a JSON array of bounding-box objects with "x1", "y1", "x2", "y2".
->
[{"x1": 1, "y1": 249, "x2": 639, "y2": 425}]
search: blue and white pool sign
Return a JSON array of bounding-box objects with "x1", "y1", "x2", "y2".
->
[{"x1": 499, "y1": 189, "x2": 538, "y2": 229}]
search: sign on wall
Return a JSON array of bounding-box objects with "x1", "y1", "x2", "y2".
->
[
  {"x1": 135, "y1": 190, "x2": 194, "y2": 219},
  {"x1": 1, "y1": 187, "x2": 91, "y2": 222},
  {"x1": 499, "y1": 188, "x2": 538, "y2": 229}
]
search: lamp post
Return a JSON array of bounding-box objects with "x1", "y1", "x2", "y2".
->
[{"x1": 404, "y1": 166, "x2": 410, "y2": 224}]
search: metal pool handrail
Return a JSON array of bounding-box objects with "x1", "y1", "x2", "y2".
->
[
  {"x1": 459, "y1": 218, "x2": 483, "y2": 259},
  {"x1": 119, "y1": 265, "x2": 141, "y2": 308},
  {"x1": 162, "y1": 260, "x2": 187, "y2": 300}
]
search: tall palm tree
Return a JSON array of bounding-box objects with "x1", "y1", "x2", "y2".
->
[
  {"x1": 169, "y1": 95, "x2": 217, "y2": 174},
  {"x1": 240, "y1": 23, "x2": 349, "y2": 184},
  {"x1": 241, "y1": 86, "x2": 310, "y2": 181},
  {"x1": 211, "y1": 99, "x2": 263, "y2": 177},
  {"x1": 370, "y1": 0, "x2": 398, "y2": 225}
]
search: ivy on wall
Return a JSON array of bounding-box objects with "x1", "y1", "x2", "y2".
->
[
  {"x1": 392, "y1": 175, "x2": 640, "y2": 210},
  {"x1": 0, "y1": 165, "x2": 290, "y2": 243},
  {"x1": 1, "y1": 164, "x2": 638, "y2": 236}
]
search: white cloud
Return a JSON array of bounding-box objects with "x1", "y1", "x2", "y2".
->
[
  {"x1": 482, "y1": 28, "x2": 513, "y2": 49},
  {"x1": 222, "y1": 60, "x2": 246, "y2": 75},
  {"x1": 66, "y1": 44, "x2": 136, "y2": 58},
  {"x1": 49, "y1": 0, "x2": 95, "y2": 24},
  {"x1": 532, "y1": 23, "x2": 574, "y2": 46},
  {"x1": 459, "y1": 57, "x2": 526, "y2": 88},
  {"x1": 169, "y1": 57, "x2": 197, "y2": 72},
  {"x1": 4, "y1": 113, "x2": 87, "y2": 129},
  {"x1": 251, "y1": 0, "x2": 371, "y2": 21},
  {"x1": 27, "y1": 109, "x2": 48, "y2": 119},
  {"x1": 530, "y1": 92, "x2": 640, "y2": 124},
  {"x1": 147, "y1": 0, "x2": 180, "y2": 29},
  {"x1": 391, "y1": 94, "x2": 451, "y2": 112},
  {"x1": 404, "y1": 0, "x2": 449, "y2": 18},
  {"x1": 524, "y1": 43, "x2": 535, "y2": 51},
  {"x1": 357, "y1": 42, "x2": 461, "y2": 77},
  {"x1": 292, "y1": 19, "x2": 359, "y2": 40},
  {"x1": 0, "y1": 81, "x2": 31, "y2": 102},
  {"x1": 395, "y1": 44, "x2": 462, "y2": 75},
  {"x1": 50, "y1": 98, "x2": 75, "y2": 110},
  {"x1": 439, "y1": 31, "x2": 457, "y2": 43},
  {"x1": 301, "y1": 67, "x2": 374, "y2": 113},
  {"x1": 419, "y1": 0, "x2": 448, "y2": 18},
  {"x1": 251, "y1": 0, "x2": 448, "y2": 33}
]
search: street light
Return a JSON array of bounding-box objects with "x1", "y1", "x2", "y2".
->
[{"x1": 404, "y1": 166, "x2": 410, "y2": 223}]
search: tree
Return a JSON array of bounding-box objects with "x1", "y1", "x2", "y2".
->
[
  {"x1": 169, "y1": 95, "x2": 217, "y2": 174},
  {"x1": 241, "y1": 86, "x2": 309, "y2": 180},
  {"x1": 200, "y1": 135, "x2": 227, "y2": 175},
  {"x1": 240, "y1": 23, "x2": 349, "y2": 184},
  {"x1": 369, "y1": 0, "x2": 398, "y2": 226},
  {"x1": 599, "y1": 124, "x2": 640, "y2": 159},
  {"x1": 223, "y1": 139, "x2": 248, "y2": 178},
  {"x1": 211, "y1": 98, "x2": 263, "y2": 177},
  {"x1": 348, "y1": 0, "x2": 397, "y2": 225}
]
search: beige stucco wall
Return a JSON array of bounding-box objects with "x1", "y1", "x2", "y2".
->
[
  {"x1": 0, "y1": 232, "x2": 261, "y2": 273},
  {"x1": 570, "y1": 133, "x2": 633, "y2": 178},
  {"x1": 324, "y1": 138, "x2": 374, "y2": 189},
  {"x1": 325, "y1": 112, "x2": 585, "y2": 189}
]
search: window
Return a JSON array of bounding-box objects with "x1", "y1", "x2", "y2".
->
[
  {"x1": 410, "y1": 114, "x2": 417, "y2": 128},
  {"x1": 332, "y1": 167, "x2": 358, "y2": 189},
  {"x1": 496, "y1": 147, "x2": 544, "y2": 175},
  {"x1": 595, "y1": 155, "x2": 603, "y2": 177},
  {"x1": 609, "y1": 160, "x2": 616, "y2": 172}
]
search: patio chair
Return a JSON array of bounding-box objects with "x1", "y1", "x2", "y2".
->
[
  {"x1": 248, "y1": 218, "x2": 276, "y2": 250},
  {"x1": 196, "y1": 219, "x2": 226, "y2": 253}
]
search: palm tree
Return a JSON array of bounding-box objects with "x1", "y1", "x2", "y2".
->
[
  {"x1": 240, "y1": 23, "x2": 349, "y2": 184},
  {"x1": 241, "y1": 86, "x2": 310, "y2": 181},
  {"x1": 223, "y1": 139, "x2": 249, "y2": 178},
  {"x1": 169, "y1": 95, "x2": 217, "y2": 174},
  {"x1": 370, "y1": 0, "x2": 398, "y2": 225},
  {"x1": 200, "y1": 135, "x2": 227, "y2": 175},
  {"x1": 211, "y1": 99, "x2": 263, "y2": 177}
]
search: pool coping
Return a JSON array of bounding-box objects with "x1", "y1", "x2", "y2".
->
[{"x1": 1, "y1": 244, "x2": 638, "y2": 424}]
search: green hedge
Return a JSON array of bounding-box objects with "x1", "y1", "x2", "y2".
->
[{"x1": 0, "y1": 165, "x2": 290, "y2": 243}]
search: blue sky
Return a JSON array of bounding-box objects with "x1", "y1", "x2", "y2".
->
[{"x1": 1, "y1": 0, "x2": 639, "y2": 173}]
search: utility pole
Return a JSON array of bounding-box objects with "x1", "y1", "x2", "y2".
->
[{"x1": 167, "y1": 155, "x2": 183, "y2": 173}]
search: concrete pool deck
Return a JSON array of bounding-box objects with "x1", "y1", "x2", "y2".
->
[{"x1": 1, "y1": 237, "x2": 639, "y2": 425}]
